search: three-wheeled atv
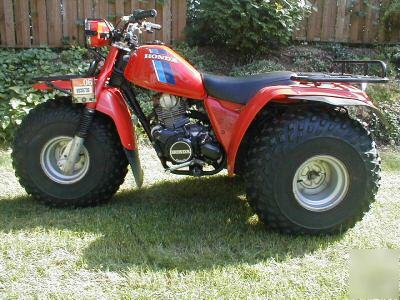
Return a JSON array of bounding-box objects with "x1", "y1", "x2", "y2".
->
[{"x1": 12, "y1": 9, "x2": 389, "y2": 234}]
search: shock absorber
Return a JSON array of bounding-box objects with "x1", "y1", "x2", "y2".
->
[
  {"x1": 62, "y1": 107, "x2": 95, "y2": 175},
  {"x1": 75, "y1": 107, "x2": 96, "y2": 138}
]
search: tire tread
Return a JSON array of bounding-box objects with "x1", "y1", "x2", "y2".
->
[
  {"x1": 12, "y1": 98, "x2": 128, "y2": 207},
  {"x1": 243, "y1": 108, "x2": 381, "y2": 235}
]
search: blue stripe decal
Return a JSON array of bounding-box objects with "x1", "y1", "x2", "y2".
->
[
  {"x1": 149, "y1": 48, "x2": 176, "y2": 85},
  {"x1": 154, "y1": 60, "x2": 167, "y2": 83},
  {"x1": 161, "y1": 61, "x2": 176, "y2": 85}
]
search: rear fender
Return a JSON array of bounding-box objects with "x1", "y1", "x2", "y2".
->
[
  {"x1": 227, "y1": 84, "x2": 380, "y2": 175},
  {"x1": 96, "y1": 87, "x2": 137, "y2": 151},
  {"x1": 286, "y1": 95, "x2": 386, "y2": 124}
]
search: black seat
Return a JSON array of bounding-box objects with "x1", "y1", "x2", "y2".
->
[{"x1": 202, "y1": 71, "x2": 296, "y2": 104}]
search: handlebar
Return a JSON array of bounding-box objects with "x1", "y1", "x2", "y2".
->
[
  {"x1": 130, "y1": 9, "x2": 157, "y2": 22},
  {"x1": 105, "y1": 9, "x2": 161, "y2": 50}
]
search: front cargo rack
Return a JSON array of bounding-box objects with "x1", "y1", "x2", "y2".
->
[{"x1": 291, "y1": 60, "x2": 389, "y2": 84}]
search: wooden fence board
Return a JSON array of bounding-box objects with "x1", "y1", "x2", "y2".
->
[
  {"x1": 171, "y1": 0, "x2": 185, "y2": 41},
  {"x1": 63, "y1": 0, "x2": 79, "y2": 44},
  {"x1": 30, "y1": 1, "x2": 38, "y2": 45},
  {"x1": 83, "y1": 0, "x2": 93, "y2": 18},
  {"x1": 0, "y1": 0, "x2": 6, "y2": 45},
  {"x1": 349, "y1": 0, "x2": 364, "y2": 43},
  {"x1": 307, "y1": 0, "x2": 324, "y2": 41},
  {"x1": 130, "y1": 0, "x2": 139, "y2": 10},
  {"x1": 65, "y1": 0, "x2": 79, "y2": 44},
  {"x1": 98, "y1": 0, "x2": 108, "y2": 18},
  {"x1": 76, "y1": 0, "x2": 86, "y2": 45},
  {"x1": 143, "y1": 0, "x2": 156, "y2": 41},
  {"x1": 155, "y1": 1, "x2": 164, "y2": 41},
  {"x1": 46, "y1": 0, "x2": 63, "y2": 46},
  {"x1": 177, "y1": 0, "x2": 186, "y2": 40},
  {"x1": 3, "y1": 0, "x2": 15, "y2": 46},
  {"x1": 171, "y1": 0, "x2": 178, "y2": 41},
  {"x1": 93, "y1": 0, "x2": 100, "y2": 17},
  {"x1": 62, "y1": 0, "x2": 69, "y2": 41},
  {"x1": 162, "y1": 0, "x2": 172, "y2": 44},
  {"x1": 321, "y1": 0, "x2": 337, "y2": 41},
  {"x1": 335, "y1": 0, "x2": 345, "y2": 42},
  {"x1": 390, "y1": 13, "x2": 400, "y2": 42},
  {"x1": 33, "y1": 0, "x2": 48, "y2": 46},
  {"x1": 377, "y1": 0, "x2": 389, "y2": 43},
  {"x1": 108, "y1": 0, "x2": 116, "y2": 22},
  {"x1": 14, "y1": 0, "x2": 30, "y2": 46},
  {"x1": 294, "y1": 0, "x2": 400, "y2": 43},
  {"x1": 115, "y1": 0, "x2": 124, "y2": 20}
]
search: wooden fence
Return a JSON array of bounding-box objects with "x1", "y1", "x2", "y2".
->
[
  {"x1": 0, "y1": 0, "x2": 187, "y2": 47},
  {"x1": 294, "y1": 0, "x2": 400, "y2": 44}
]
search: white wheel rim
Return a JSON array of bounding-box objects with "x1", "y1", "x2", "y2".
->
[
  {"x1": 292, "y1": 155, "x2": 350, "y2": 212},
  {"x1": 40, "y1": 136, "x2": 90, "y2": 185}
]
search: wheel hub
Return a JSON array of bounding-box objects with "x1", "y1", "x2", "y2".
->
[
  {"x1": 293, "y1": 155, "x2": 350, "y2": 212},
  {"x1": 40, "y1": 136, "x2": 90, "y2": 185}
]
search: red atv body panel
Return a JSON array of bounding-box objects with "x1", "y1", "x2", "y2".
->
[
  {"x1": 204, "y1": 83, "x2": 374, "y2": 175},
  {"x1": 124, "y1": 45, "x2": 206, "y2": 99},
  {"x1": 33, "y1": 45, "x2": 378, "y2": 176}
]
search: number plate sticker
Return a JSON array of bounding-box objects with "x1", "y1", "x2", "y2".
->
[{"x1": 71, "y1": 78, "x2": 96, "y2": 103}]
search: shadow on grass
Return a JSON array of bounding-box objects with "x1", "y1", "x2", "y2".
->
[{"x1": 0, "y1": 176, "x2": 340, "y2": 271}]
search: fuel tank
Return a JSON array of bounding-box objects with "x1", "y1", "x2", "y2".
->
[{"x1": 124, "y1": 45, "x2": 206, "y2": 100}]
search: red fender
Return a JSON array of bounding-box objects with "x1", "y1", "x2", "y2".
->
[
  {"x1": 207, "y1": 83, "x2": 373, "y2": 176},
  {"x1": 96, "y1": 87, "x2": 137, "y2": 151},
  {"x1": 32, "y1": 48, "x2": 135, "y2": 150}
]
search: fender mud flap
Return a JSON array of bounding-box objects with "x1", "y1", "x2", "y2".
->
[{"x1": 124, "y1": 148, "x2": 144, "y2": 188}]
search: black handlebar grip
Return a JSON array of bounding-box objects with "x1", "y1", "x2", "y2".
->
[{"x1": 131, "y1": 9, "x2": 157, "y2": 21}]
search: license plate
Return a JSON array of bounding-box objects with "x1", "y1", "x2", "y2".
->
[{"x1": 71, "y1": 78, "x2": 96, "y2": 103}]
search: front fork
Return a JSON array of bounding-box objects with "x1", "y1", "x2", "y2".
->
[
  {"x1": 62, "y1": 107, "x2": 95, "y2": 175},
  {"x1": 62, "y1": 104, "x2": 144, "y2": 188}
]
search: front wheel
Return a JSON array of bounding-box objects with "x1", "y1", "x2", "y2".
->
[
  {"x1": 244, "y1": 108, "x2": 381, "y2": 235},
  {"x1": 12, "y1": 98, "x2": 128, "y2": 207}
]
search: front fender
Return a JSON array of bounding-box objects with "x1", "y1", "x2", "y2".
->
[
  {"x1": 96, "y1": 87, "x2": 137, "y2": 151},
  {"x1": 227, "y1": 84, "x2": 379, "y2": 175}
]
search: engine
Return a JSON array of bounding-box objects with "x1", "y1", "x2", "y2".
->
[{"x1": 151, "y1": 94, "x2": 223, "y2": 172}]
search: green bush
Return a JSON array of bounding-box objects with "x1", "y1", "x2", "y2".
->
[
  {"x1": 366, "y1": 83, "x2": 400, "y2": 145},
  {"x1": 186, "y1": 0, "x2": 310, "y2": 55},
  {"x1": 289, "y1": 46, "x2": 332, "y2": 72},
  {"x1": 173, "y1": 41, "x2": 236, "y2": 74},
  {"x1": 230, "y1": 59, "x2": 285, "y2": 76},
  {"x1": 0, "y1": 48, "x2": 90, "y2": 145},
  {"x1": 172, "y1": 41, "x2": 213, "y2": 72}
]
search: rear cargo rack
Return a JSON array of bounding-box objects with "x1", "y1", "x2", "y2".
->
[{"x1": 291, "y1": 60, "x2": 389, "y2": 84}]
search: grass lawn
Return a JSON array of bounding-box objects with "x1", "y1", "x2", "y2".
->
[{"x1": 0, "y1": 146, "x2": 399, "y2": 299}]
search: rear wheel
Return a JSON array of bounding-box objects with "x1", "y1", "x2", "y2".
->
[
  {"x1": 244, "y1": 108, "x2": 381, "y2": 235},
  {"x1": 12, "y1": 98, "x2": 128, "y2": 207}
]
